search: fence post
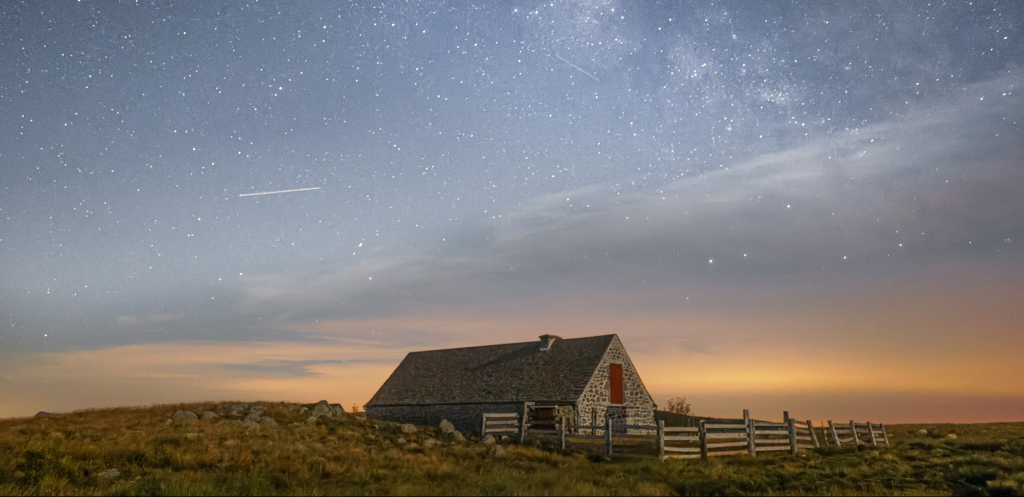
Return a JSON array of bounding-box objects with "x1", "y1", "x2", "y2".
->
[
  {"x1": 699, "y1": 419, "x2": 707, "y2": 462},
  {"x1": 788, "y1": 418, "x2": 798, "y2": 455},
  {"x1": 605, "y1": 417, "x2": 613, "y2": 457},
  {"x1": 849, "y1": 420, "x2": 859, "y2": 445},
  {"x1": 828, "y1": 420, "x2": 840, "y2": 446},
  {"x1": 559, "y1": 418, "x2": 566, "y2": 450},
  {"x1": 481, "y1": 413, "x2": 487, "y2": 438},
  {"x1": 658, "y1": 420, "x2": 665, "y2": 461},
  {"x1": 744, "y1": 409, "x2": 756, "y2": 457},
  {"x1": 881, "y1": 424, "x2": 890, "y2": 447},
  {"x1": 783, "y1": 411, "x2": 789, "y2": 423},
  {"x1": 807, "y1": 419, "x2": 820, "y2": 449},
  {"x1": 519, "y1": 402, "x2": 527, "y2": 444},
  {"x1": 867, "y1": 422, "x2": 878, "y2": 447}
]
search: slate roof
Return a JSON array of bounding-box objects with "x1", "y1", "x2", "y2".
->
[{"x1": 365, "y1": 334, "x2": 618, "y2": 406}]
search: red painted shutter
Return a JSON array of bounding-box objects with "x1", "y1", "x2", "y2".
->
[{"x1": 610, "y1": 363, "x2": 623, "y2": 405}]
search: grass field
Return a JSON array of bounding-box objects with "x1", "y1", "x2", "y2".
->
[{"x1": 1, "y1": 402, "x2": 1022, "y2": 496}]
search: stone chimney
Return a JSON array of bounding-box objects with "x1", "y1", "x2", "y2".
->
[{"x1": 539, "y1": 334, "x2": 562, "y2": 351}]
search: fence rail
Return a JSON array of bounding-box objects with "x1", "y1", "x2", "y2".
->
[{"x1": 480, "y1": 407, "x2": 887, "y2": 462}]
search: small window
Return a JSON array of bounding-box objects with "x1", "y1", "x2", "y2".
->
[{"x1": 609, "y1": 363, "x2": 623, "y2": 405}]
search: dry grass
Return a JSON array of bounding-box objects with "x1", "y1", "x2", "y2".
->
[{"x1": 1, "y1": 403, "x2": 1022, "y2": 496}]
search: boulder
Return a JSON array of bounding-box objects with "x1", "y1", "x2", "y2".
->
[
  {"x1": 946, "y1": 433, "x2": 957, "y2": 439},
  {"x1": 917, "y1": 429, "x2": 928, "y2": 435},
  {"x1": 403, "y1": 443, "x2": 419, "y2": 451},
  {"x1": 260, "y1": 416, "x2": 278, "y2": 427},
  {"x1": 330, "y1": 404, "x2": 346, "y2": 416},
  {"x1": 198, "y1": 411, "x2": 218, "y2": 421},
  {"x1": 225, "y1": 403, "x2": 250, "y2": 418},
  {"x1": 399, "y1": 423, "x2": 417, "y2": 434},
  {"x1": 450, "y1": 430, "x2": 465, "y2": 442},
  {"x1": 488, "y1": 445, "x2": 506, "y2": 458},
  {"x1": 439, "y1": 419, "x2": 455, "y2": 434},
  {"x1": 481, "y1": 434, "x2": 496, "y2": 445},
  {"x1": 172, "y1": 410, "x2": 199, "y2": 424},
  {"x1": 311, "y1": 400, "x2": 334, "y2": 418},
  {"x1": 99, "y1": 469, "x2": 121, "y2": 479},
  {"x1": 396, "y1": 437, "x2": 407, "y2": 444},
  {"x1": 243, "y1": 412, "x2": 262, "y2": 424},
  {"x1": 34, "y1": 411, "x2": 52, "y2": 418},
  {"x1": 422, "y1": 438, "x2": 437, "y2": 449}
]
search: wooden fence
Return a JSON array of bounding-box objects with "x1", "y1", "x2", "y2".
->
[
  {"x1": 484, "y1": 408, "x2": 888, "y2": 461},
  {"x1": 481, "y1": 412, "x2": 524, "y2": 444}
]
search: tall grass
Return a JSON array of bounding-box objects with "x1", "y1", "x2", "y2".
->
[{"x1": 1, "y1": 402, "x2": 1022, "y2": 495}]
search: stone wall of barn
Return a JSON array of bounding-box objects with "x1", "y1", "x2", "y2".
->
[
  {"x1": 575, "y1": 337, "x2": 656, "y2": 433},
  {"x1": 365, "y1": 402, "x2": 524, "y2": 437}
]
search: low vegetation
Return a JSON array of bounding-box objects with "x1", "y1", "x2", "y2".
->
[{"x1": 1, "y1": 402, "x2": 1023, "y2": 496}]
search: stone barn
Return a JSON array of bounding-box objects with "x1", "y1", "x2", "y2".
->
[{"x1": 364, "y1": 334, "x2": 656, "y2": 436}]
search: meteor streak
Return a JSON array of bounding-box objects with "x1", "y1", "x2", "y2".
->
[{"x1": 238, "y1": 187, "x2": 321, "y2": 197}]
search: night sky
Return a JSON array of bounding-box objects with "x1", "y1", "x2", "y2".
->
[{"x1": 2, "y1": 1, "x2": 1023, "y2": 422}]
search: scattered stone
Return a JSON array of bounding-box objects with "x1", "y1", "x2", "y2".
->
[
  {"x1": 399, "y1": 423, "x2": 417, "y2": 434},
  {"x1": 481, "y1": 434, "x2": 496, "y2": 446},
  {"x1": 946, "y1": 433, "x2": 957, "y2": 439},
  {"x1": 164, "y1": 419, "x2": 172, "y2": 425},
  {"x1": 299, "y1": 406, "x2": 309, "y2": 414},
  {"x1": 422, "y1": 438, "x2": 437, "y2": 449},
  {"x1": 450, "y1": 430, "x2": 465, "y2": 442},
  {"x1": 439, "y1": 419, "x2": 455, "y2": 434},
  {"x1": 917, "y1": 429, "x2": 928, "y2": 435},
  {"x1": 99, "y1": 469, "x2": 121, "y2": 479},
  {"x1": 198, "y1": 411, "x2": 218, "y2": 421},
  {"x1": 396, "y1": 437, "x2": 407, "y2": 444},
  {"x1": 403, "y1": 443, "x2": 419, "y2": 451},
  {"x1": 488, "y1": 445, "x2": 506, "y2": 458},
  {"x1": 184, "y1": 433, "x2": 199, "y2": 440},
  {"x1": 311, "y1": 400, "x2": 334, "y2": 418},
  {"x1": 225, "y1": 403, "x2": 250, "y2": 418},
  {"x1": 330, "y1": 403, "x2": 345, "y2": 416},
  {"x1": 289, "y1": 422, "x2": 302, "y2": 427},
  {"x1": 172, "y1": 411, "x2": 199, "y2": 424},
  {"x1": 260, "y1": 416, "x2": 278, "y2": 427},
  {"x1": 306, "y1": 416, "x2": 318, "y2": 424}
]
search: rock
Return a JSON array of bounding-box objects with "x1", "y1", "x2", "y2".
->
[
  {"x1": 488, "y1": 445, "x2": 506, "y2": 458},
  {"x1": 422, "y1": 438, "x2": 437, "y2": 448},
  {"x1": 330, "y1": 404, "x2": 345, "y2": 416},
  {"x1": 917, "y1": 429, "x2": 928, "y2": 435},
  {"x1": 198, "y1": 411, "x2": 218, "y2": 420},
  {"x1": 403, "y1": 443, "x2": 419, "y2": 451},
  {"x1": 243, "y1": 412, "x2": 262, "y2": 424},
  {"x1": 306, "y1": 416, "x2": 318, "y2": 424},
  {"x1": 481, "y1": 434, "x2": 496, "y2": 445},
  {"x1": 172, "y1": 411, "x2": 199, "y2": 424},
  {"x1": 260, "y1": 416, "x2": 278, "y2": 427},
  {"x1": 299, "y1": 406, "x2": 309, "y2": 414},
  {"x1": 184, "y1": 433, "x2": 199, "y2": 440},
  {"x1": 439, "y1": 419, "x2": 455, "y2": 434},
  {"x1": 399, "y1": 423, "x2": 417, "y2": 434},
  {"x1": 99, "y1": 469, "x2": 121, "y2": 479},
  {"x1": 946, "y1": 433, "x2": 957, "y2": 439},
  {"x1": 450, "y1": 430, "x2": 465, "y2": 442},
  {"x1": 396, "y1": 437, "x2": 407, "y2": 444},
  {"x1": 225, "y1": 403, "x2": 250, "y2": 418},
  {"x1": 311, "y1": 400, "x2": 334, "y2": 418},
  {"x1": 34, "y1": 411, "x2": 52, "y2": 418}
]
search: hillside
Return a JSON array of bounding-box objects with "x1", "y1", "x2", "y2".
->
[{"x1": 2, "y1": 401, "x2": 1023, "y2": 496}]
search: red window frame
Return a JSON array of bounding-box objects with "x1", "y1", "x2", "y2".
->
[{"x1": 609, "y1": 363, "x2": 623, "y2": 405}]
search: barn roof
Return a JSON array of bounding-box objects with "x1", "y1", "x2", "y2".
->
[{"x1": 365, "y1": 334, "x2": 618, "y2": 406}]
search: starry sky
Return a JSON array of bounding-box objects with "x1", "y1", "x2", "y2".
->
[{"x1": 2, "y1": 0, "x2": 1023, "y2": 423}]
